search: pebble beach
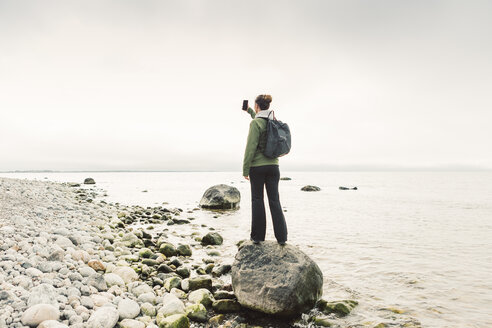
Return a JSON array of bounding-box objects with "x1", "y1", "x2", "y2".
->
[{"x1": 0, "y1": 177, "x2": 331, "y2": 328}]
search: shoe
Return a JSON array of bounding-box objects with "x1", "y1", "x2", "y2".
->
[
  {"x1": 250, "y1": 238, "x2": 261, "y2": 244},
  {"x1": 278, "y1": 241, "x2": 286, "y2": 246}
]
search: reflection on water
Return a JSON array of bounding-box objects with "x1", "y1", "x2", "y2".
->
[{"x1": 3, "y1": 171, "x2": 492, "y2": 327}]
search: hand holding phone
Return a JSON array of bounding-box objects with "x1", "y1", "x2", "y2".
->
[{"x1": 242, "y1": 100, "x2": 248, "y2": 111}]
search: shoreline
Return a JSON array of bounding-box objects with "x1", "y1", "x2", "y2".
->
[{"x1": 0, "y1": 177, "x2": 316, "y2": 328}]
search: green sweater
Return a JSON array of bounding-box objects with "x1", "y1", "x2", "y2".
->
[{"x1": 242, "y1": 107, "x2": 279, "y2": 176}]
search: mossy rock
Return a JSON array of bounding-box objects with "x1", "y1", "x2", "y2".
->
[
  {"x1": 185, "y1": 303, "x2": 207, "y2": 322},
  {"x1": 201, "y1": 232, "x2": 223, "y2": 246},
  {"x1": 139, "y1": 248, "x2": 153, "y2": 258},
  {"x1": 177, "y1": 244, "x2": 192, "y2": 256},
  {"x1": 156, "y1": 313, "x2": 189, "y2": 328},
  {"x1": 317, "y1": 299, "x2": 358, "y2": 316},
  {"x1": 212, "y1": 299, "x2": 242, "y2": 313},
  {"x1": 312, "y1": 316, "x2": 334, "y2": 327},
  {"x1": 159, "y1": 243, "x2": 177, "y2": 257},
  {"x1": 164, "y1": 277, "x2": 182, "y2": 291}
]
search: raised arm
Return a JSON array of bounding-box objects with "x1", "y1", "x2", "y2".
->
[{"x1": 247, "y1": 106, "x2": 256, "y2": 119}]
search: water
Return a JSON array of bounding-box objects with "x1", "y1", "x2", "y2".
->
[{"x1": 2, "y1": 171, "x2": 492, "y2": 327}]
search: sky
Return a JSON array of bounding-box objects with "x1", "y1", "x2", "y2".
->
[{"x1": 1, "y1": 0, "x2": 491, "y2": 171}]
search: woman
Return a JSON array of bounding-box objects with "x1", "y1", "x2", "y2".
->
[{"x1": 242, "y1": 94, "x2": 288, "y2": 245}]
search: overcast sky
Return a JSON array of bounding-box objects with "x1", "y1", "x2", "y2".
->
[{"x1": 1, "y1": 0, "x2": 491, "y2": 171}]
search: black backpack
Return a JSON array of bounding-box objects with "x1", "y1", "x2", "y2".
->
[{"x1": 259, "y1": 111, "x2": 291, "y2": 158}]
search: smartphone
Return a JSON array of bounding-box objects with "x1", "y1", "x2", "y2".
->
[{"x1": 242, "y1": 100, "x2": 248, "y2": 111}]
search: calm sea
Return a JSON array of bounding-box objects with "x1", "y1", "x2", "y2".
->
[{"x1": 2, "y1": 171, "x2": 492, "y2": 328}]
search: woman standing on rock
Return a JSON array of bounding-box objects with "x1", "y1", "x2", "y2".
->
[{"x1": 242, "y1": 94, "x2": 288, "y2": 245}]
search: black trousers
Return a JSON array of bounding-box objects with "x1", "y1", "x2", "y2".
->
[{"x1": 249, "y1": 164, "x2": 288, "y2": 242}]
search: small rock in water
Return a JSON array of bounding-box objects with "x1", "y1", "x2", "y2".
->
[
  {"x1": 201, "y1": 232, "x2": 223, "y2": 246},
  {"x1": 339, "y1": 186, "x2": 358, "y2": 190},
  {"x1": 301, "y1": 185, "x2": 321, "y2": 192},
  {"x1": 84, "y1": 178, "x2": 96, "y2": 184}
]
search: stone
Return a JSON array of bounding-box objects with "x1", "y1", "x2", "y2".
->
[
  {"x1": 87, "y1": 273, "x2": 108, "y2": 291},
  {"x1": 113, "y1": 266, "x2": 139, "y2": 284},
  {"x1": 176, "y1": 244, "x2": 192, "y2": 256},
  {"x1": 84, "y1": 178, "x2": 96, "y2": 184},
  {"x1": 28, "y1": 283, "x2": 59, "y2": 307},
  {"x1": 312, "y1": 316, "x2": 334, "y2": 327},
  {"x1": 130, "y1": 283, "x2": 154, "y2": 297},
  {"x1": 38, "y1": 321, "x2": 69, "y2": 328},
  {"x1": 188, "y1": 288, "x2": 214, "y2": 308},
  {"x1": 212, "y1": 299, "x2": 241, "y2": 313},
  {"x1": 188, "y1": 276, "x2": 212, "y2": 291},
  {"x1": 301, "y1": 185, "x2": 321, "y2": 192},
  {"x1": 231, "y1": 240, "x2": 323, "y2": 317},
  {"x1": 139, "y1": 248, "x2": 153, "y2": 258},
  {"x1": 47, "y1": 250, "x2": 65, "y2": 261},
  {"x1": 176, "y1": 267, "x2": 190, "y2": 278},
  {"x1": 21, "y1": 304, "x2": 60, "y2": 327},
  {"x1": 280, "y1": 177, "x2": 292, "y2": 180},
  {"x1": 185, "y1": 303, "x2": 207, "y2": 322},
  {"x1": 317, "y1": 299, "x2": 358, "y2": 316},
  {"x1": 208, "y1": 314, "x2": 224, "y2": 326},
  {"x1": 118, "y1": 298, "x2": 140, "y2": 319},
  {"x1": 121, "y1": 233, "x2": 145, "y2": 248},
  {"x1": 119, "y1": 319, "x2": 145, "y2": 328},
  {"x1": 200, "y1": 232, "x2": 223, "y2": 246},
  {"x1": 87, "y1": 307, "x2": 119, "y2": 328},
  {"x1": 156, "y1": 313, "x2": 189, "y2": 328},
  {"x1": 141, "y1": 302, "x2": 157, "y2": 316},
  {"x1": 199, "y1": 184, "x2": 240, "y2": 210},
  {"x1": 339, "y1": 186, "x2": 358, "y2": 190},
  {"x1": 212, "y1": 264, "x2": 231, "y2": 277},
  {"x1": 213, "y1": 290, "x2": 236, "y2": 300},
  {"x1": 88, "y1": 259, "x2": 106, "y2": 271},
  {"x1": 104, "y1": 273, "x2": 125, "y2": 287},
  {"x1": 159, "y1": 243, "x2": 177, "y2": 257},
  {"x1": 158, "y1": 293, "x2": 185, "y2": 317},
  {"x1": 164, "y1": 277, "x2": 182, "y2": 291}
]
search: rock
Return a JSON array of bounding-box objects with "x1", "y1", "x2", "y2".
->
[
  {"x1": 317, "y1": 299, "x2": 358, "y2": 316},
  {"x1": 38, "y1": 320, "x2": 69, "y2": 328},
  {"x1": 159, "y1": 243, "x2": 177, "y2": 257},
  {"x1": 176, "y1": 267, "x2": 190, "y2": 278},
  {"x1": 84, "y1": 178, "x2": 96, "y2": 184},
  {"x1": 87, "y1": 307, "x2": 119, "y2": 328},
  {"x1": 113, "y1": 266, "x2": 139, "y2": 284},
  {"x1": 339, "y1": 186, "x2": 357, "y2": 190},
  {"x1": 212, "y1": 264, "x2": 231, "y2": 277},
  {"x1": 280, "y1": 177, "x2": 292, "y2": 180},
  {"x1": 121, "y1": 233, "x2": 145, "y2": 248},
  {"x1": 87, "y1": 273, "x2": 108, "y2": 291},
  {"x1": 156, "y1": 313, "x2": 189, "y2": 328},
  {"x1": 47, "y1": 249, "x2": 65, "y2": 261},
  {"x1": 176, "y1": 244, "x2": 192, "y2": 256},
  {"x1": 139, "y1": 248, "x2": 153, "y2": 258},
  {"x1": 21, "y1": 304, "x2": 60, "y2": 327},
  {"x1": 119, "y1": 319, "x2": 145, "y2": 328},
  {"x1": 118, "y1": 299, "x2": 140, "y2": 319},
  {"x1": 141, "y1": 302, "x2": 157, "y2": 316},
  {"x1": 301, "y1": 185, "x2": 321, "y2": 192},
  {"x1": 158, "y1": 293, "x2": 186, "y2": 317},
  {"x1": 28, "y1": 283, "x2": 59, "y2": 307},
  {"x1": 188, "y1": 276, "x2": 212, "y2": 291},
  {"x1": 88, "y1": 259, "x2": 106, "y2": 271},
  {"x1": 208, "y1": 314, "x2": 224, "y2": 326},
  {"x1": 185, "y1": 303, "x2": 207, "y2": 322},
  {"x1": 212, "y1": 299, "x2": 241, "y2": 313},
  {"x1": 188, "y1": 288, "x2": 214, "y2": 308},
  {"x1": 199, "y1": 184, "x2": 240, "y2": 210},
  {"x1": 201, "y1": 232, "x2": 223, "y2": 246},
  {"x1": 312, "y1": 316, "x2": 334, "y2": 327},
  {"x1": 231, "y1": 240, "x2": 323, "y2": 317},
  {"x1": 213, "y1": 291, "x2": 236, "y2": 300},
  {"x1": 164, "y1": 277, "x2": 182, "y2": 291},
  {"x1": 130, "y1": 283, "x2": 154, "y2": 297},
  {"x1": 104, "y1": 273, "x2": 125, "y2": 287}
]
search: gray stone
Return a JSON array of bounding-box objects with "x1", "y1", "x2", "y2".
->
[
  {"x1": 87, "y1": 273, "x2": 108, "y2": 291},
  {"x1": 158, "y1": 293, "x2": 185, "y2": 317},
  {"x1": 118, "y1": 298, "x2": 140, "y2": 319},
  {"x1": 188, "y1": 289, "x2": 214, "y2": 308},
  {"x1": 119, "y1": 319, "x2": 145, "y2": 328},
  {"x1": 28, "y1": 283, "x2": 59, "y2": 307},
  {"x1": 201, "y1": 232, "x2": 223, "y2": 246},
  {"x1": 231, "y1": 240, "x2": 323, "y2": 317},
  {"x1": 199, "y1": 184, "x2": 240, "y2": 210},
  {"x1": 87, "y1": 307, "x2": 119, "y2": 328},
  {"x1": 301, "y1": 185, "x2": 321, "y2": 192},
  {"x1": 84, "y1": 178, "x2": 96, "y2": 184},
  {"x1": 21, "y1": 304, "x2": 60, "y2": 327}
]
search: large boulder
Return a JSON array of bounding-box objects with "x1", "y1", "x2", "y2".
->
[
  {"x1": 231, "y1": 240, "x2": 323, "y2": 317},
  {"x1": 199, "y1": 184, "x2": 240, "y2": 210}
]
